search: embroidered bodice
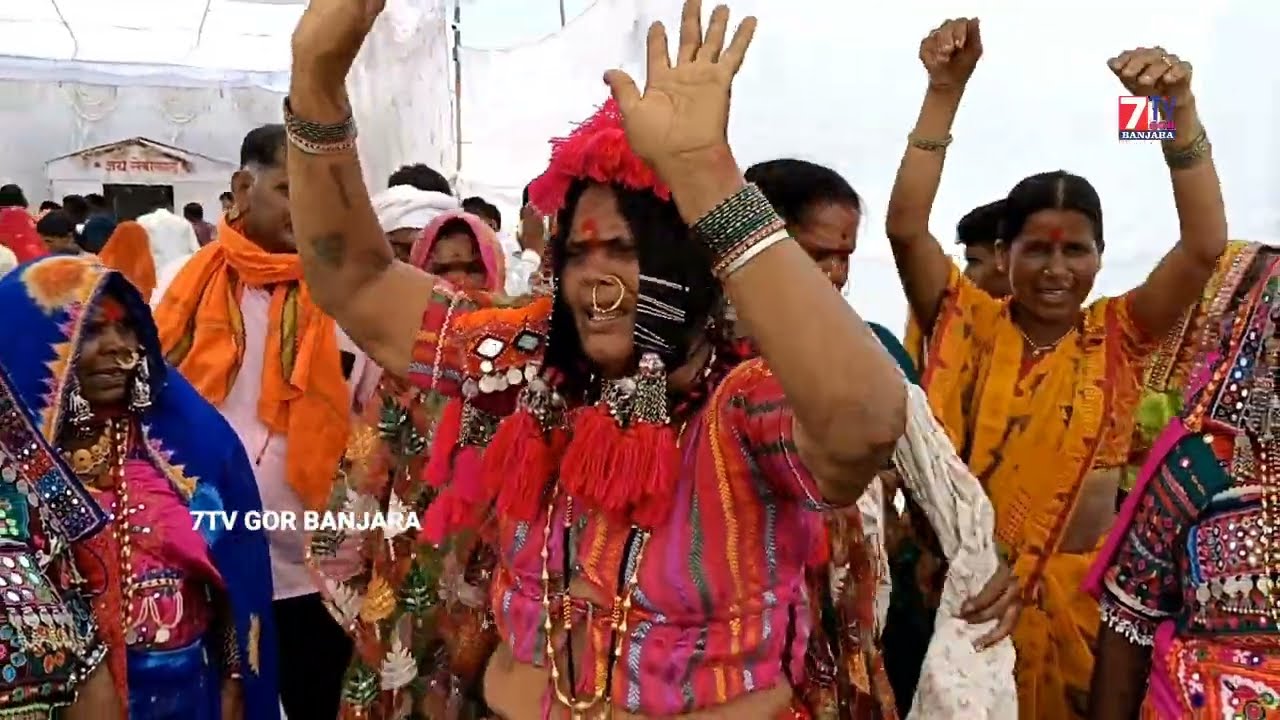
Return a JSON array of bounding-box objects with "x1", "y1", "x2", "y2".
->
[{"x1": 78, "y1": 457, "x2": 221, "y2": 650}]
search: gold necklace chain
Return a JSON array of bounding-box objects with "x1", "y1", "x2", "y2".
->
[
  {"x1": 1016, "y1": 323, "x2": 1072, "y2": 356},
  {"x1": 540, "y1": 494, "x2": 649, "y2": 719}
]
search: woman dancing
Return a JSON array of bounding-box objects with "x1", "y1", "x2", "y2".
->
[
  {"x1": 0, "y1": 255, "x2": 280, "y2": 719},
  {"x1": 1084, "y1": 241, "x2": 1280, "y2": 719},
  {"x1": 286, "y1": 1, "x2": 1016, "y2": 717},
  {"x1": 884, "y1": 17, "x2": 1227, "y2": 720},
  {"x1": 289, "y1": 0, "x2": 910, "y2": 715}
]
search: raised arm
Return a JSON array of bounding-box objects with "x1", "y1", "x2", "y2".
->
[
  {"x1": 606, "y1": 0, "x2": 905, "y2": 503},
  {"x1": 884, "y1": 18, "x2": 983, "y2": 332},
  {"x1": 1111, "y1": 48, "x2": 1226, "y2": 337},
  {"x1": 285, "y1": 0, "x2": 439, "y2": 376}
]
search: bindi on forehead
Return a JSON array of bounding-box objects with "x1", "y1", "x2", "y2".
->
[
  {"x1": 577, "y1": 217, "x2": 600, "y2": 239},
  {"x1": 97, "y1": 297, "x2": 126, "y2": 323},
  {"x1": 1048, "y1": 226, "x2": 1065, "y2": 242}
]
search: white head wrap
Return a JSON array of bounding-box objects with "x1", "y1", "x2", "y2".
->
[
  {"x1": 372, "y1": 185, "x2": 460, "y2": 233},
  {"x1": 136, "y1": 207, "x2": 200, "y2": 271}
]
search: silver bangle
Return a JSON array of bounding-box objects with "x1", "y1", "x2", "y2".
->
[{"x1": 719, "y1": 229, "x2": 789, "y2": 279}]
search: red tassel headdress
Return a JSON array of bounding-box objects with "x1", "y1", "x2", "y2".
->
[
  {"x1": 525, "y1": 98, "x2": 669, "y2": 215},
  {"x1": 423, "y1": 99, "x2": 682, "y2": 541}
]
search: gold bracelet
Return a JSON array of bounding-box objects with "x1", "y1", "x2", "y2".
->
[
  {"x1": 1163, "y1": 129, "x2": 1210, "y2": 171},
  {"x1": 908, "y1": 133, "x2": 953, "y2": 152}
]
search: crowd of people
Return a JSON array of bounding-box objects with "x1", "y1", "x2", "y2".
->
[{"x1": 0, "y1": 0, "x2": 1273, "y2": 718}]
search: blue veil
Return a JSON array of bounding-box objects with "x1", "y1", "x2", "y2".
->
[{"x1": 0, "y1": 255, "x2": 280, "y2": 719}]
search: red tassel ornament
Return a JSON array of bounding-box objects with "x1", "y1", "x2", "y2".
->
[
  {"x1": 558, "y1": 353, "x2": 679, "y2": 528},
  {"x1": 424, "y1": 399, "x2": 465, "y2": 488},
  {"x1": 479, "y1": 379, "x2": 566, "y2": 522}
]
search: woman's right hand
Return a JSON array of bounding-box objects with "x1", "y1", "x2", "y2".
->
[{"x1": 920, "y1": 18, "x2": 983, "y2": 92}]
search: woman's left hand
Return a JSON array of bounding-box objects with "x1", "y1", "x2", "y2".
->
[
  {"x1": 604, "y1": 0, "x2": 756, "y2": 184},
  {"x1": 1108, "y1": 46, "x2": 1193, "y2": 103},
  {"x1": 221, "y1": 678, "x2": 244, "y2": 720},
  {"x1": 959, "y1": 561, "x2": 1021, "y2": 650}
]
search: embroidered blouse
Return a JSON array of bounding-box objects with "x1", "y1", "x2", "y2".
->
[
  {"x1": 78, "y1": 456, "x2": 222, "y2": 650},
  {"x1": 1096, "y1": 257, "x2": 1280, "y2": 647},
  {"x1": 408, "y1": 287, "x2": 830, "y2": 715}
]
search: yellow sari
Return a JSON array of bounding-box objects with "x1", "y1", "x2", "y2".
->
[{"x1": 920, "y1": 268, "x2": 1153, "y2": 719}]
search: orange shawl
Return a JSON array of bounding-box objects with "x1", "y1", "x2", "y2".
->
[
  {"x1": 152, "y1": 220, "x2": 347, "y2": 511},
  {"x1": 97, "y1": 220, "x2": 157, "y2": 303}
]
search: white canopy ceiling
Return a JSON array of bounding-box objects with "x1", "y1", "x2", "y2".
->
[
  {"x1": 0, "y1": 0, "x2": 306, "y2": 74},
  {"x1": 0, "y1": 0, "x2": 594, "y2": 78}
]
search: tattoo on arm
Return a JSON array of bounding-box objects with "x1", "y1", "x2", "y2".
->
[{"x1": 311, "y1": 232, "x2": 347, "y2": 268}]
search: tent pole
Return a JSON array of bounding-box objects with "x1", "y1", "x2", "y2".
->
[{"x1": 453, "y1": 0, "x2": 463, "y2": 181}]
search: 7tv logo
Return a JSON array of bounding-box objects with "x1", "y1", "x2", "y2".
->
[{"x1": 1118, "y1": 96, "x2": 1176, "y2": 141}]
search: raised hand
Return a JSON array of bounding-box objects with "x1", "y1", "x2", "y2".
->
[
  {"x1": 291, "y1": 0, "x2": 387, "y2": 93},
  {"x1": 920, "y1": 18, "x2": 982, "y2": 91},
  {"x1": 1108, "y1": 47, "x2": 1193, "y2": 103},
  {"x1": 603, "y1": 0, "x2": 756, "y2": 185}
]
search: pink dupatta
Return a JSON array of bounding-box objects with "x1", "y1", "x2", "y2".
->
[{"x1": 410, "y1": 210, "x2": 506, "y2": 290}]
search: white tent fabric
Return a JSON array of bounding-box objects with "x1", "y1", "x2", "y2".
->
[
  {"x1": 347, "y1": 0, "x2": 455, "y2": 194},
  {"x1": 456, "y1": 0, "x2": 1280, "y2": 333},
  {"x1": 0, "y1": 0, "x2": 304, "y2": 74}
]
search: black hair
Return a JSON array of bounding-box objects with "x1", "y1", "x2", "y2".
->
[
  {"x1": 744, "y1": 159, "x2": 862, "y2": 225},
  {"x1": 387, "y1": 164, "x2": 452, "y2": 195},
  {"x1": 240, "y1": 124, "x2": 287, "y2": 169},
  {"x1": 1003, "y1": 170, "x2": 1104, "y2": 252},
  {"x1": 219, "y1": 191, "x2": 234, "y2": 203},
  {"x1": 956, "y1": 199, "x2": 1006, "y2": 247},
  {"x1": 39, "y1": 200, "x2": 60, "y2": 212},
  {"x1": 436, "y1": 216, "x2": 475, "y2": 241},
  {"x1": 85, "y1": 193, "x2": 107, "y2": 209},
  {"x1": 183, "y1": 202, "x2": 204, "y2": 221},
  {"x1": 522, "y1": 183, "x2": 532, "y2": 207},
  {"x1": 36, "y1": 210, "x2": 75, "y2": 238},
  {"x1": 62, "y1": 194, "x2": 88, "y2": 218},
  {"x1": 462, "y1": 196, "x2": 502, "y2": 230},
  {"x1": 543, "y1": 180, "x2": 721, "y2": 401},
  {"x1": 0, "y1": 184, "x2": 26, "y2": 209}
]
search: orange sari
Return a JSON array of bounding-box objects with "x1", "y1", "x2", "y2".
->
[
  {"x1": 920, "y1": 267, "x2": 1154, "y2": 720},
  {"x1": 97, "y1": 220, "x2": 157, "y2": 303}
]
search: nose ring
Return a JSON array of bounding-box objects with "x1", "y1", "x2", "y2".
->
[
  {"x1": 115, "y1": 350, "x2": 140, "y2": 371},
  {"x1": 591, "y1": 275, "x2": 625, "y2": 314}
]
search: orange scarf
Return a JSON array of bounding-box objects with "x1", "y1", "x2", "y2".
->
[
  {"x1": 152, "y1": 220, "x2": 347, "y2": 510},
  {"x1": 97, "y1": 220, "x2": 157, "y2": 303}
]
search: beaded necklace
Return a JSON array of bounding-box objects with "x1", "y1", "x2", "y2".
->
[{"x1": 63, "y1": 418, "x2": 138, "y2": 642}]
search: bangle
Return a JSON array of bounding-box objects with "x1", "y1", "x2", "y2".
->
[
  {"x1": 692, "y1": 183, "x2": 785, "y2": 267},
  {"x1": 283, "y1": 97, "x2": 358, "y2": 155},
  {"x1": 1163, "y1": 129, "x2": 1210, "y2": 170},
  {"x1": 908, "y1": 133, "x2": 953, "y2": 152},
  {"x1": 719, "y1": 228, "x2": 789, "y2": 278},
  {"x1": 712, "y1": 218, "x2": 785, "y2": 276}
]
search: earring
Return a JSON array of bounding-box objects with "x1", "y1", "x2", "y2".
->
[
  {"x1": 632, "y1": 353, "x2": 671, "y2": 426},
  {"x1": 67, "y1": 379, "x2": 93, "y2": 431},
  {"x1": 129, "y1": 357, "x2": 153, "y2": 411}
]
